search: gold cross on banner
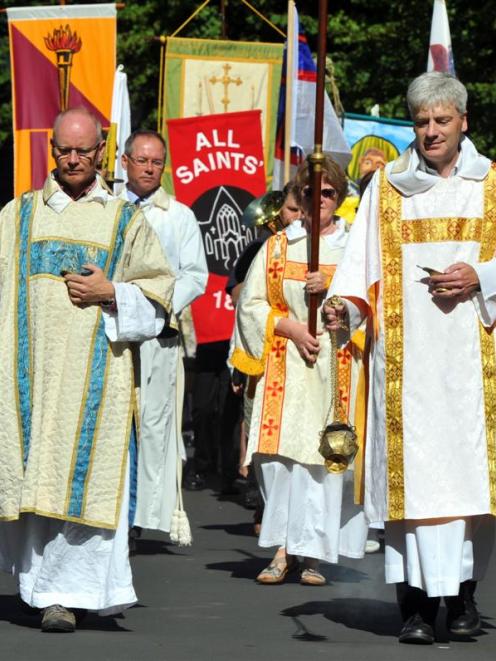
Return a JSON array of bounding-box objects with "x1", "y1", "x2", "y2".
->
[{"x1": 209, "y1": 63, "x2": 243, "y2": 112}]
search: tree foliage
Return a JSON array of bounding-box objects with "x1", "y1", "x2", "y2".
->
[{"x1": 0, "y1": 0, "x2": 495, "y2": 200}]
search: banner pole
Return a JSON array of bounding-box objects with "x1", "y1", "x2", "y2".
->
[
  {"x1": 308, "y1": 0, "x2": 328, "y2": 337},
  {"x1": 157, "y1": 35, "x2": 166, "y2": 133},
  {"x1": 220, "y1": 0, "x2": 228, "y2": 39},
  {"x1": 283, "y1": 0, "x2": 296, "y2": 185}
]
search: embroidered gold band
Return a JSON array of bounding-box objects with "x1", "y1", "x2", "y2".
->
[{"x1": 379, "y1": 171, "x2": 405, "y2": 520}]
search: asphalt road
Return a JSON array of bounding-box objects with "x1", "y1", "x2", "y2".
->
[{"x1": 1, "y1": 484, "x2": 495, "y2": 661}]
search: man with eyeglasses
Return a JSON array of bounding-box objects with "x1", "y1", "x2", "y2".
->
[
  {"x1": 120, "y1": 129, "x2": 207, "y2": 541},
  {"x1": 0, "y1": 108, "x2": 175, "y2": 632},
  {"x1": 325, "y1": 72, "x2": 496, "y2": 644}
]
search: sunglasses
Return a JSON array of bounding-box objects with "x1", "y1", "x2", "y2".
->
[{"x1": 303, "y1": 186, "x2": 337, "y2": 200}]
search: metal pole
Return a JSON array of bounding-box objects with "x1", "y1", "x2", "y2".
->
[
  {"x1": 283, "y1": 0, "x2": 296, "y2": 184},
  {"x1": 308, "y1": 0, "x2": 328, "y2": 336}
]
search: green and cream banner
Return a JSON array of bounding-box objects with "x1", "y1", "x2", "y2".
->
[{"x1": 161, "y1": 37, "x2": 284, "y2": 191}]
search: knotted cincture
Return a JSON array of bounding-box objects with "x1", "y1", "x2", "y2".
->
[
  {"x1": 170, "y1": 508, "x2": 192, "y2": 546},
  {"x1": 170, "y1": 453, "x2": 193, "y2": 546}
]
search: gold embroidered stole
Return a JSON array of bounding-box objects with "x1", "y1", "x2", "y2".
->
[{"x1": 380, "y1": 165, "x2": 496, "y2": 519}]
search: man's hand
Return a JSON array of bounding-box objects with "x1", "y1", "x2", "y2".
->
[
  {"x1": 429, "y1": 262, "x2": 480, "y2": 300},
  {"x1": 64, "y1": 263, "x2": 115, "y2": 307},
  {"x1": 323, "y1": 299, "x2": 347, "y2": 331},
  {"x1": 305, "y1": 271, "x2": 327, "y2": 295}
]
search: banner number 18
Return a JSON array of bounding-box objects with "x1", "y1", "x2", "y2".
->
[{"x1": 212, "y1": 290, "x2": 234, "y2": 311}]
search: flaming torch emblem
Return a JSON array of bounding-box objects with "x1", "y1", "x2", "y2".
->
[{"x1": 44, "y1": 25, "x2": 82, "y2": 111}]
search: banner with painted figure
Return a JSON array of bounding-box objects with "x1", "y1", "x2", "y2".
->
[
  {"x1": 334, "y1": 113, "x2": 414, "y2": 223},
  {"x1": 162, "y1": 37, "x2": 283, "y2": 192},
  {"x1": 7, "y1": 3, "x2": 116, "y2": 196},
  {"x1": 168, "y1": 110, "x2": 266, "y2": 344},
  {"x1": 344, "y1": 113, "x2": 415, "y2": 183}
]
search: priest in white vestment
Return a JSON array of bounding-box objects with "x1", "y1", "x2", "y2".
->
[
  {"x1": 326, "y1": 72, "x2": 496, "y2": 644},
  {"x1": 0, "y1": 109, "x2": 175, "y2": 632},
  {"x1": 120, "y1": 130, "x2": 208, "y2": 538}
]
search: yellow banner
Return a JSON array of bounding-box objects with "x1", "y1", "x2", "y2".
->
[{"x1": 7, "y1": 4, "x2": 116, "y2": 195}]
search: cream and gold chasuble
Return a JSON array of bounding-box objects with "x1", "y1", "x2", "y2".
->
[
  {"x1": 232, "y1": 224, "x2": 361, "y2": 467},
  {"x1": 0, "y1": 179, "x2": 174, "y2": 529},
  {"x1": 330, "y1": 165, "x2": 496, "y2": 522}
]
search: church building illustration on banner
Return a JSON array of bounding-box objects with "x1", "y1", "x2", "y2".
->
[{"x1": 192, "y1": 186, "x2": 254, "y2": 275}]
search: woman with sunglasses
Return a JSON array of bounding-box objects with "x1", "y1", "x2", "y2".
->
[{"x1": 231, "y1": 156, "x2": 368, "y2": 586}]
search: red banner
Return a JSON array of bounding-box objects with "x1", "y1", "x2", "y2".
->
[{"x1": 168, "y1": 110, "x2": 266, "y2": 344}]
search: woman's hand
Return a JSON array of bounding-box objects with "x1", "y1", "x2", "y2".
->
[
  {"x1": 305, "y1": 270, "x2": 328, "y2": 295},
  {"x1": 292, "y1": 323, "x2": 321, "y2": 363},
  {"x1": 276, "y1": 318, "x2": 321, "y2": 364}
]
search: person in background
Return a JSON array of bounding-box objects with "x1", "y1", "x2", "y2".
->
[
  {"x1": 224, "y1": 183, "x2": 301, "y2": 509},
  {"x1": 120, "y1": 129, "x2": 208, "y2": 542}
]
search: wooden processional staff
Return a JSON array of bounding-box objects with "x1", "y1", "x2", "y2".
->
[{"x1": 308, "y1": 0, "x2": 329, "y2": 337}]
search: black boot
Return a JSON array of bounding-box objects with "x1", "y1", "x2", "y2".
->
[
  {"x1": 445, "y1": 580, "x2": 481, "y2": 637},
  {"x1": 397, "y1": 583, "x2": 440, "y2": 644}
]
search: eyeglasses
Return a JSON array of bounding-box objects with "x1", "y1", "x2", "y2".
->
[
  {"x1": 127, "y1": 155, "x2": 165, "y2": 169},
  {"x1": 52, "y1": 142, "x2": 101, "y2": 160},
  {"x1": 303, "y1": 186, "x2": 337, "y2": 200}
]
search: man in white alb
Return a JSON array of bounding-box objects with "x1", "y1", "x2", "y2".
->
[
  {"x1": 326, "y1": 72, "x2": 496, "y2": 644},
  {"x1": 121, "y1": 130, "x2": 208, "y2": 537}
]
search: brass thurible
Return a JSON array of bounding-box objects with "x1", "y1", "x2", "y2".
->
[{"x1": 319, "y1": 296, "x2": 358, "y2": 473}]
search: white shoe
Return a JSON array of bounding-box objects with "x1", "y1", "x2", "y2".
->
[{"x1": 365, "y1": 539, "x2": 380, "y2": 554}]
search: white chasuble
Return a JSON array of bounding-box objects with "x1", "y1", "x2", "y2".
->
[{"x1": 0, "y1": 181, "x2": 174, "y2": 530}]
